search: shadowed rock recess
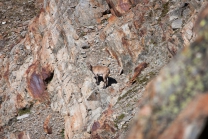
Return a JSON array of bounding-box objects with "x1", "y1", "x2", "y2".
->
[{"x1": 0, "y1": 0, "x2": 207, "y2": 138}]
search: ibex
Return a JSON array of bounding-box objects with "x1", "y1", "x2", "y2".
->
[{"x1": 87, "y1": 63, "x2": 110, "y2": 89}]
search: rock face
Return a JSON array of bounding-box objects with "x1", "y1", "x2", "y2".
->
[
  {"x1": 0, "y1": 0, "x2": 207, "y2": 138},
  {"x1": 126, "y1": 4, "x2": 208, "y2": 139}
]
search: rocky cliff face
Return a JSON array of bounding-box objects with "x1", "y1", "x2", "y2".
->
[{"x1": 0, "y1": 0, "x2": 207, "y2": 139}]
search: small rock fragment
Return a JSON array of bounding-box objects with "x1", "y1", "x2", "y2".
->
[
  {"x1": 17, "y1": 114, "x2": 30, "y2": 120},
  {"x1": 43, "y1": 115, "x2": 52, "y2": 134},
  {"x1": 171, "y1": 18, "x2": 183, "y2": 29},
  {"x1": 21, "y1": 31, "x2": 27, "y2": 38}
]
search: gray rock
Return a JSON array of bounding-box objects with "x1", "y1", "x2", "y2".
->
[
  {"x1": 21, "y1": 31, "x2": 27, "y2": 38},
  {"x1": 172, "y1": 18, "x2": 183, "y2": 29}
]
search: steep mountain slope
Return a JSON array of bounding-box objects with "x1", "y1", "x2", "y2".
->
[{"x1": 0, "y1": 0, "x2": 207, "y2": 138}]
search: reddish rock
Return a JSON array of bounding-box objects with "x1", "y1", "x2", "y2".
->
[
  {"x1": 16, "y1": 94, "x2": 25, "y2": 109},
  {"x1": 99, "y1": 32, "x2": 106, "y2": 41},
  {"x1": 101, "y1": 121, "x2": 116, "y2": 133},
  {"x1": 29, "y1": 72, "x2": 47, "y2": 99},
  {"x1": 106, "y1": 0, "x2": 132, "y2": 17},
  {"x1": 91, "y1": 121, "x2": 101, "y2": 132},
  {"x1": 43, "y1": 115, "x2": 52, "y2": 134},
  {"x1": 26, "y1": 62, "x2": 53, "y2": 101},
  {"x1": 108, "y1": 15, "x2": 118, "y2": 25},
  {"x1": 129, "y1": 62, "x2": 148, "y2": 84},
  {"x1": 8, "y1": 131, "x2": 31, "y2": 139}
]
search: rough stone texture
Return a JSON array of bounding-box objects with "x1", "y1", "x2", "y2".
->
[
  {"x1": 126, "y1": 4, "x2": 208, "y2": 139},
  {"x1": 0, "y1": 0, "x2": 207, "y2": 139}
]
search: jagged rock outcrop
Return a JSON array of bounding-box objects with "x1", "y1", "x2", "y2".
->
[{"x1": 0, "y1": 0, "x2": 207, "y2": 138}]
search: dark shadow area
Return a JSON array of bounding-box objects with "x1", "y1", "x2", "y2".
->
[
  {"x1": 0, "y1": 96, "x2": 2, "y2": 106},
  {"x1": 102, "y1": 9, "x2": 111, "y2": 16},
  {"x1": 181, "y1": 3, "x2": 189, "y2": 9},
  {"x1": 119, "y1": 69, "x2": 123, "y2": 75},
  {"x1": 198, "y1": 117, "x2": 208, "y2": 139},
  {"x1": 95, "y1": 76, "x2": 104, "y2": 85},
  {"x1": 108, "y1": 77, "x2": 117, "y2": 86},
  {"x1": 94, "y1": 76, "x2": 117, "y2": 88},
  {"x1": 44, "y1": 71, "x2": 54, "y2": 84}
]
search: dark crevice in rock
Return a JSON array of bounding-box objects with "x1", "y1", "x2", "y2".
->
[
  {"x1": 44, "y1": 71, "x2": 54, "y2": 84},
  {"x1": 198, "y1": 118, "x2": 208, "y2": 139},
  {"x1": 0, "y1": 97, "x2": 3, "y2": 106},
  {"x1": 102, "y1": 9, "x2": 111, "y2": 16},
  {"x1": 8, "y1": 117, "x2": 17, "y2": 126},
  {"x1": 182, "y1": 3, "x2": 189, "y2": 8}
]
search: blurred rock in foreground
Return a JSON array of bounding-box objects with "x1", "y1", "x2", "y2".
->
[{"x1": 126, "y1": 4, "x2": 208, "y2": 139}]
